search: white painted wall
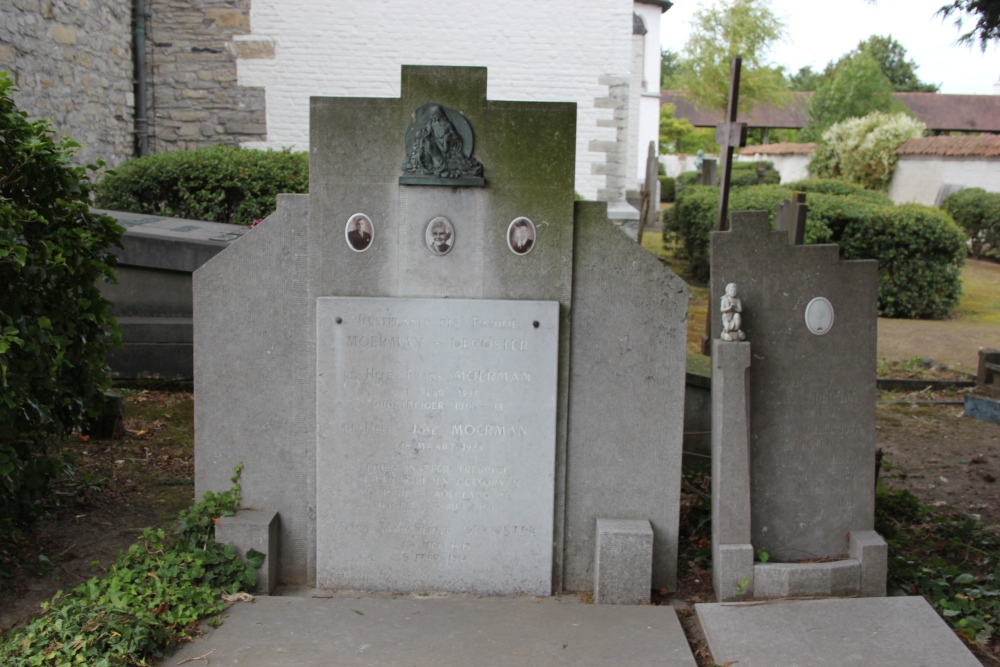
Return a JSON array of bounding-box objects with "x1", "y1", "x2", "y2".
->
[
  {"x1": 634, "y1": 2, "x2": 663, "y2": 187},
  {"x1": 659, "y1": 153, "x2": 703, "y2": 178},
  {"x1": 736, "y1": 153, "x2": 812, "y2": 184},
  {"x1": 889, "y1": 155, "x2": 1000, "y2": 206},
  {"x1": 236, "y1": 0, "x2": 636, "y2": 200}
]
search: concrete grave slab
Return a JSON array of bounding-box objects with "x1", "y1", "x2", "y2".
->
[
  {"x1": 697, "y1": 596, "x2": 981, "y2": 667},
  {"x1": 163, "y1": 593, "x2": 697, "y2": 667}
]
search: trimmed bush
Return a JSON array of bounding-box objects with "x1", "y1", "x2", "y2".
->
[
  {"x1": 659, "y1": 175, "x2": 676, "y2": 203},
  {"x1": 839, "y1": 204, "x2": 966, "y2": 319},
  {"x1": 669, "y1": 178, "x2": 966, "y2": 318},
  {"x1": 784, "y1": 178, "x2": 893, "y2": 206},
  {"x1": 941, "y1": 187, "x2": 1000, "y2": 259},
  {"x1": 1, "y1": 72, "x2": 122, "y2": 539},
  {"x1": 95, "y1": 145, "x2": 309, "y2": 226},
  {"x1": 669, "y1": 184, "x2": 794, "y2": 281}
]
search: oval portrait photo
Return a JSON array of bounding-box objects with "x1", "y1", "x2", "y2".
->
[
  {"x1": 345, "y1": 213, "x2": 374, "y2": 252},
  {"x1": 425, "y1": 216, "x2": 455, "y2": 256},
  {"x1": 507, "y1": 217, "x2": 536, "y2": 255}
]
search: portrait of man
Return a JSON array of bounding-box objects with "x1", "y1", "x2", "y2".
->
[
  {"x1": 425, "y1": 216, "x2": 454, "y2": 255},
  {"x1": 346, "y1": 214, "x2": 374, "y2": 252},
  {"x1": 507, "y1": 217, "x2": 536, "y2": 255}
]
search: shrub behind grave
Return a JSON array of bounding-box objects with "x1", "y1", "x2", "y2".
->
[
  {"x1": 839, "y1": 204, "x2": 965, "y2": 319},
  {"x1": 0, "y1": 72, "x2": 122, "y2": 540},
  {"x1": 941, "y1": 187, "x2": 1000, "y2": 259},
  {"x1": 669, "y1": 179, "x2": 966, "y2": 318},
  {"x1": 659, "y1": 175, "x2": 676, "y2": 203},
  {"x1": 95, "y1": 145, "x2": 309, "y2": 226}
]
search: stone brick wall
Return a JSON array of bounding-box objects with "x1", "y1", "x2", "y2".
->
[
  {"x1": 145, "y1": 0, "x2": 266, "y2": 152},
  {"x1": 0, "y1": 0, "x2": 266, "y2": 166},
  {"x1": 0, "y1": 0, "x2": 134, "y2": 168}
]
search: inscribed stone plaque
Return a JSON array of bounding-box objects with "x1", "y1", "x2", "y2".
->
[{"x1": 316, "y1": 297, "x2": 559, "y2": 595}]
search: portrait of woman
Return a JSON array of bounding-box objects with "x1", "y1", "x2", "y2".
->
[
  {"x1": 507, "y1": 217, "x2": 536, "y2": 255},
  {"x1": 345, "y1": 213, "x2": 374, "y2": 252},
  {"x1": 425, "y1": 216, "x2": 455, "y2": 256}
]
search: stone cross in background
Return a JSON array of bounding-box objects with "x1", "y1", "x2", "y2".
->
[{"x1": 774, "y1": 192, "x2": 807, "y2": 246}]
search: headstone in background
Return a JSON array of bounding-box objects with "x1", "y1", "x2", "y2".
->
[{"x1": 711, "y1": 211, "x2": 880, "y2": 564}]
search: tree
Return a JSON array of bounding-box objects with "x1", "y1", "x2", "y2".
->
[
  {"x1": 801, "y1": 52, "x2": 908, "y2": 141},
  {"x1": 675, "y1": 0, "x2": 788, "y2": 114},
  {"x1": 787, "y1": 65, "x2": 824, "y2": 91},
  {"x1": 866, "y1": 0, "x2": 1000, "y2": 50},
  {"x1": 857, "y1": 35, "x2": 939, "y2": 92},
  {"x1": 938, "y1": 0, "x2": 1000, "y2": 49},
  {"x1": 0, "y1": 72, "x2": 122, "y2": 537},
  {"x1": 661, "y1": 49, "x2": 681, "y2": 89}
]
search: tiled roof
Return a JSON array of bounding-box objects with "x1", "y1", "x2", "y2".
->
[
  {"x1": 739, "y1": 142, "x2": 817, "y2": 156},
  {"x1": 662, "y1": 90, "x2": 1000, "y2": 133},
  {"x1": 896, "y1": 93, "x2": 1000, "y2": 133},
  {"x1": 896, "y1": 135, "x2": 1000, "y2": 157}
]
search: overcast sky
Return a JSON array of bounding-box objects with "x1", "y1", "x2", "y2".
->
[{"x1": 660, "y1": 0, "x2": 999, "y2": 95}]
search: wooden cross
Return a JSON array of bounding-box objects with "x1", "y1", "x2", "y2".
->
[
  {"x1": 715, "y1": 55, "x2": 748, "y2": 232},
  {"x1": 701, "y1": 55, "x2": 749, "y2": 355}
]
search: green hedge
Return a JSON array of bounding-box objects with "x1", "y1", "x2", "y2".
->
[
  {"x1": 840, "y1": 204, "x2": 966, "y2": 319},
  {"x1": 95, "y1": 145, "x2": 309, "y2": 226},
  {"x1": 669, "y1": 179, "x2": 966, "y2": 318},
  {"x1": 784, "y1": 178, "x2": 893, "y2": 205},
  {"x1": 941, "y1": 187, "x2": 1000, "y2": 259},
  {"x1": 658, "y1": 176, "x2": 676, "y2": 203}
]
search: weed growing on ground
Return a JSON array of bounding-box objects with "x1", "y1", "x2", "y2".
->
[
  {"x1": 0, "y1": 466, "x2": 261, "y2": 666},
  {"x1": 877, "y1": 486, "x2": 1000, "y2": 654}
]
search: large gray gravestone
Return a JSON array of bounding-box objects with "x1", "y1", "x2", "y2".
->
[
  {"x1": 195, "y1": 66, "x2": 688, "y2": 595},
  {"x1": 711, "y1": 212, "x2": 878, "y2": 563},
  {"x1": 315, "y1": 297, "x2": 559, "y2": 594}
]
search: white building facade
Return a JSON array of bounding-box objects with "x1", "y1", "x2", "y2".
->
[{"x1": 234, "y1": 0, "x2": 670, "y2": 201}]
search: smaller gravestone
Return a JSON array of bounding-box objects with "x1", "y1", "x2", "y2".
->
[
  {"x1": 594, "y1": 519, "x2": 653, "y2": 605},
  {"x1": 710, "y1": 210, "x2": 886, "y2": 599}
]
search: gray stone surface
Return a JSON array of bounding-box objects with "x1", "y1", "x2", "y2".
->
[
  {"x1": 306, "y1": 65, "x2": 578, "y2": 587},
  {"x1": 753, "y1": 560, "x2": 861, "y2": 599},
  {"x1": 711, "y1": 211, "x2": 879, "y2": 563},
  {"x1": 195, "y1": 194, "x2": 315, "y2": 585},
  {"x1": 697, "y1": 596, "x2": 982, "y2": 667},
  {"x1": 566, "y1": 201, "x2": 688, "y2": 592},
  {"x1": 315, "y1": 297, "x2": 559, "y2": 595},
  {"x1": 710, "y1": 340, "x2": 753, "y2": 601},
  {"x1": 594, "y1": 519, "x2": 653, "y2": 605},
  {"x1": 195, "y1": 66, "x2": 689, "y2": 595},
  {"x1": 163, "y1": 593, "x2": 697, "y2": 667},
  {"x1": 95, "y1": 210, "x2": 246, "y2": 273},
  {"x1": 216, "y1": 510, "x2": 280, "y2": 595},
  {"x1": 850, "y1": 530, "x2": 888, "y2": 597},
  {"x1": 96, "y1": 211, "x2": 247, "y2": 379}
]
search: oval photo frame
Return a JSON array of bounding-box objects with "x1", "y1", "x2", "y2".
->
[
  {"x1": 345, "y1": 213, "x2": 374, "y2": 252},
  {"x1": 425, "y1": 216, "x2": 455, "y2": 256},
  {"x1": 804, "y1": 296, "x2": 835, "y2": 335},
  {"x1": 507, "y1": 217, "x2": 536, "y2": 256}
]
